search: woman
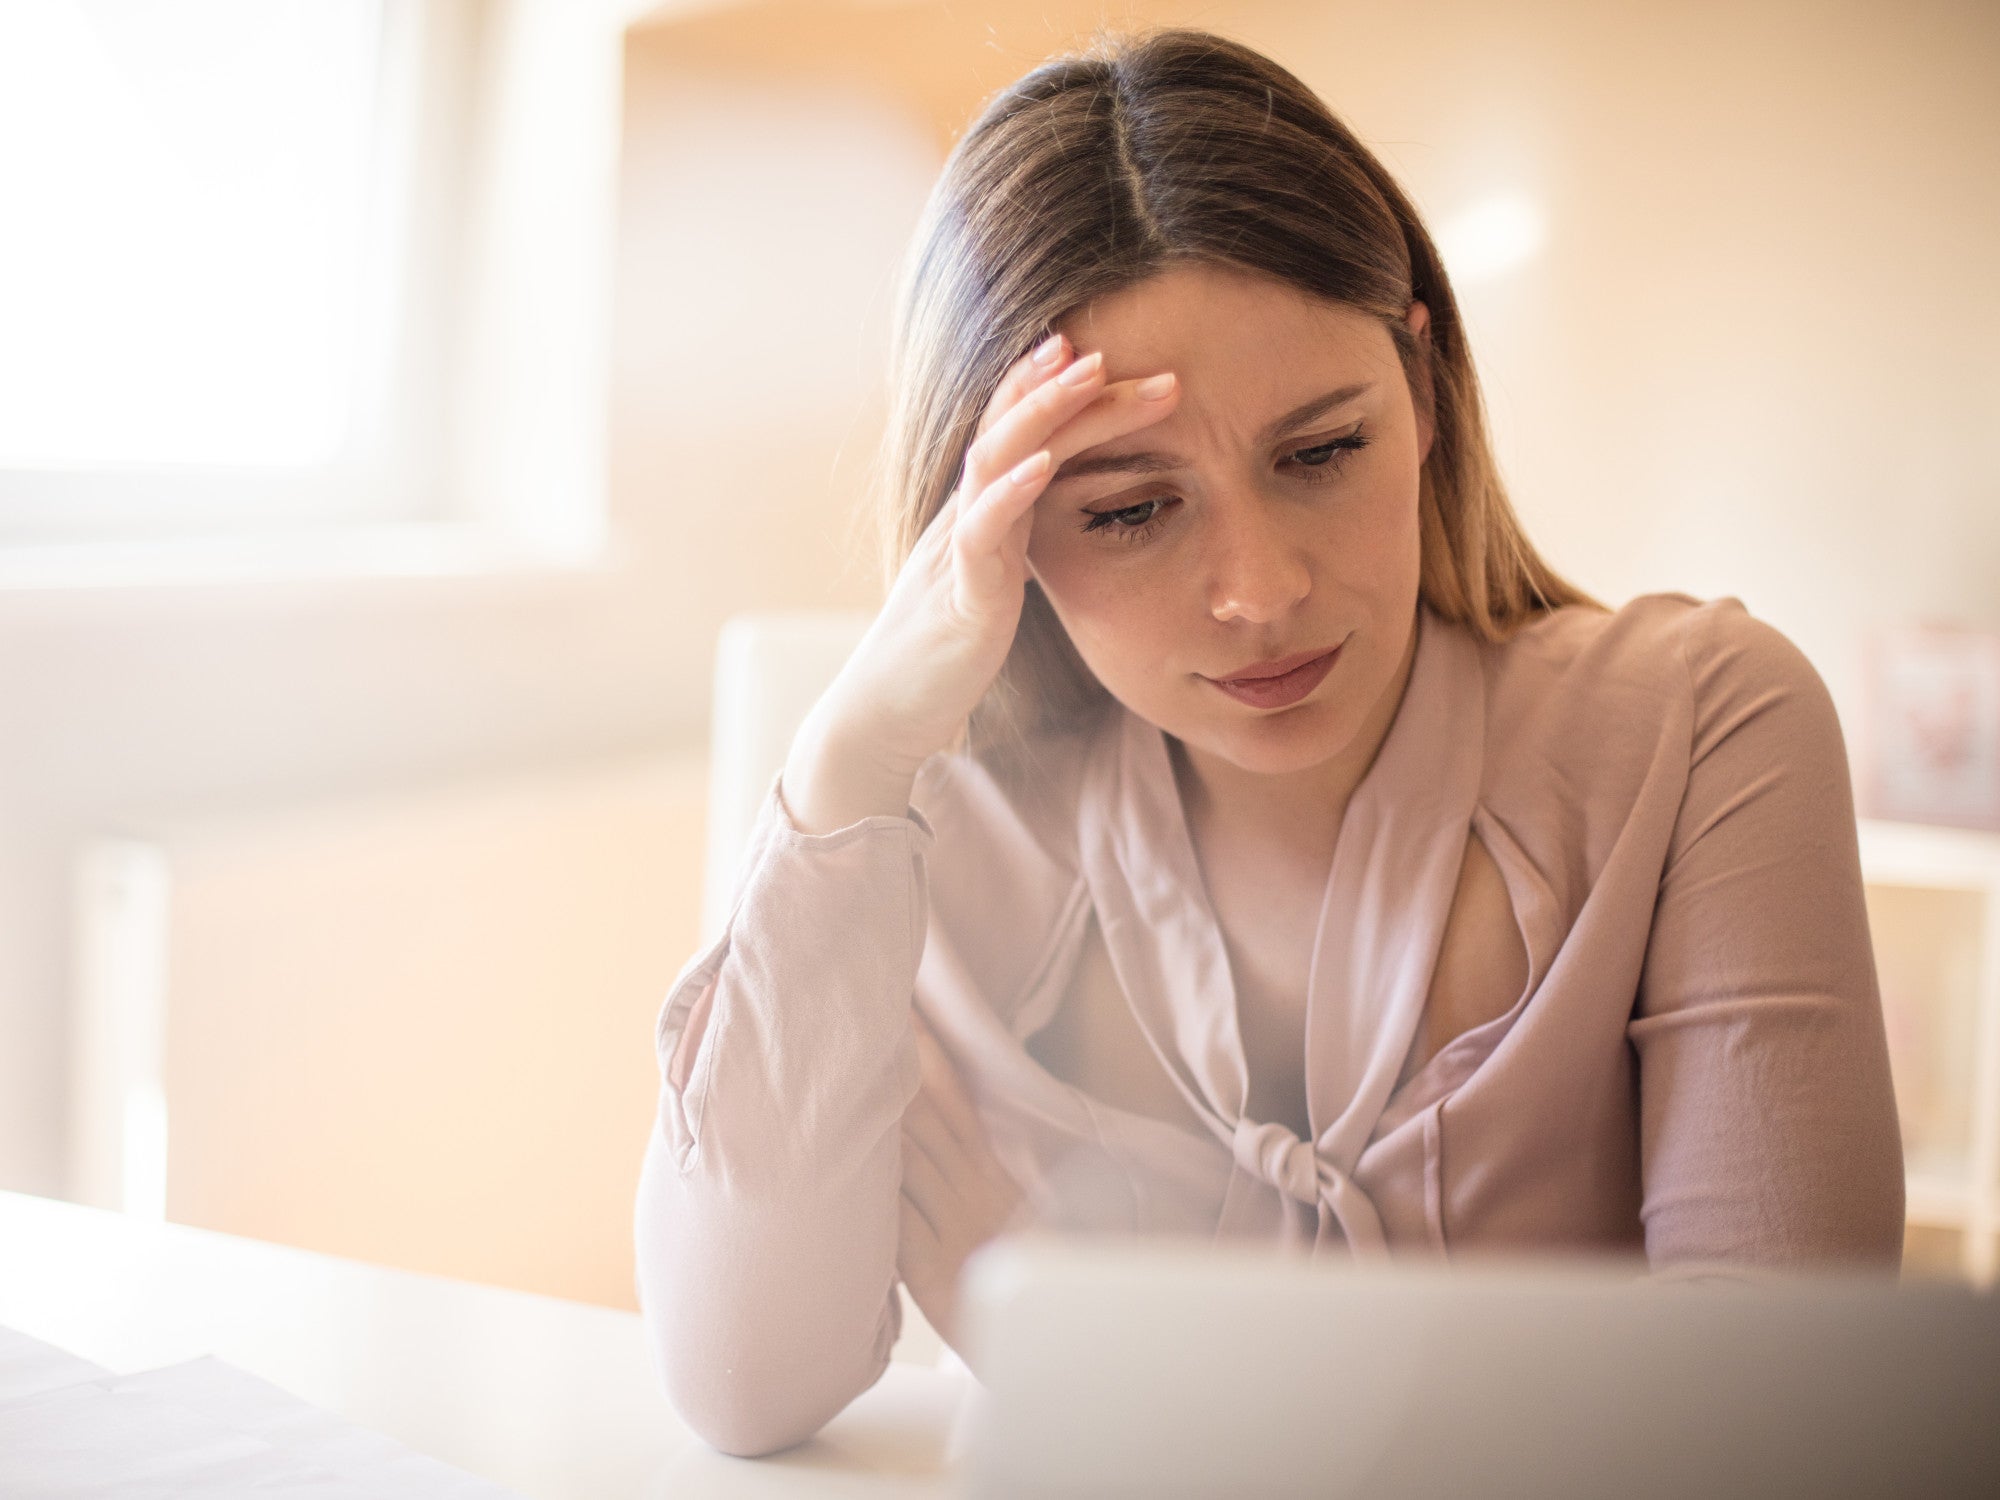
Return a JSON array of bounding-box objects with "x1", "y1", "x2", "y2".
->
[{"x1": 634, "y1": 26, "x2": 1905, "y2": 1458}]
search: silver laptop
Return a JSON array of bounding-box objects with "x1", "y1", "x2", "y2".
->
[{"x1": 955, "y1": 1233, "x2": 2000, "y2": 1500}]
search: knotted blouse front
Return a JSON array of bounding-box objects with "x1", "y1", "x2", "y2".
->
[{"x1": 634, "y1": 591, "x2": 1907, "y2": 1458}]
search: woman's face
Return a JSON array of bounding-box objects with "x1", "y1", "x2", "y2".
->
[{"x1": 1027, "y1": 261, "x2": 1434, "y2": 781}]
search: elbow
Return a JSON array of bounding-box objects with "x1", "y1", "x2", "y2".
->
[
  {"x1": 633, "y1": 1212, "x2": 895, "y2": 1457},
  {"x1": 631, "y1": 1106, "x2": 904, "y2": 1457},
  {"x1": 644, "y1": 1316, "x2": 887, "y2": 1458},
  {"x1": 668, "y1": 1379, "x2": 842, "y2": 1460}
]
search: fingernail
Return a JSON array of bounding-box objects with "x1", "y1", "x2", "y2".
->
[
  {"x1": 1032, "y1": 333, "x2": 1064, "y2": 367},
  {"x1": 1010, "y1": 450, "x2": 1051, "y2": 484},
  {"x1": 1136, "y1": 372, "x2": 1176, "y2": 400},
  {"x1": 1057, "y1": 351, "x2": 1103, "y2": 387}
]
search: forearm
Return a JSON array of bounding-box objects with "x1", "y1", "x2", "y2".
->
[
  {"x1": 635, "y1": 1105, "x2": 907, "y2": 1456},
  {"x1": 634, "y1": 773, "x2": 933, "y2": 1455}
]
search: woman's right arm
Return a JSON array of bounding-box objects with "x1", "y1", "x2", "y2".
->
[
  {"x1": 632, "y1": 332, "x2": 1180, "y2": 1457},
  {"x1": 633, "y1": 737, "x2": 934, "y2": 1458}
]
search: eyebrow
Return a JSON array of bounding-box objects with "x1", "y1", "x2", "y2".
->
[{"x1": 1048, "y1": 381, "x2": 1376, "y2": 485}]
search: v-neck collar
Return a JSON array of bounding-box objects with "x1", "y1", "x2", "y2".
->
[{"x1": 1075, "y1": 600, "x2": 1488, "y2": 1251}]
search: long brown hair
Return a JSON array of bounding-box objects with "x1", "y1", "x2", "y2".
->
[{"x1": 870, "y1": 25, "x2": 1606, "y2": 757}]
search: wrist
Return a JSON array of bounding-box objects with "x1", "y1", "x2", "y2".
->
[{"x1": 781, "y1": 711, "x2": 922, "y2": 837}]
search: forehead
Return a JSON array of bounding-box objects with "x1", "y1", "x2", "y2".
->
[{"x1": 1054, "y1": 261, "x2": 1389, "y2": 377}]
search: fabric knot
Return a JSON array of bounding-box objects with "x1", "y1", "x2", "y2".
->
[
  {"x1": 1229, "y1": 1116, "x2": 1392, "y2": 1258},
  {"x1": 1231, "y1": 1118, "x2": 1322, "y2": 1205}
]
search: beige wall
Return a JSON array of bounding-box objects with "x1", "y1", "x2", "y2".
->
[
  {"x1": 0, "y1": 0, "x2": 1993, "y2": 1302},
  {"x1": 142, "y1": 755, "x2": 708, "y2": 1309},
  {"x1": 627, "y1": 0, "x2": 2000, "y2": 708}
]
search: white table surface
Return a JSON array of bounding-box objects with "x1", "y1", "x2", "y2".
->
[{"x1": 0, "y1": 1191, "x2": 978, "y2": 1498}]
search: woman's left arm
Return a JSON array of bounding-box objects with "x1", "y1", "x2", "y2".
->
[{"x1": 1628, "y1": 600, "x2": 1906, "y2": 1273}]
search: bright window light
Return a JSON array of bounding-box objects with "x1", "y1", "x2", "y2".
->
[{"x1": 0, "y1": 0, "x2": 383, "y2": 470}]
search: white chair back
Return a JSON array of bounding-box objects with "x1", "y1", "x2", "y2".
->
[
  {"x1": 703, "y1": 606, "x2": 964, "y2": 1370},
  {"x1": 703, "y1": 610, "x2": 875, "y2": 943}
]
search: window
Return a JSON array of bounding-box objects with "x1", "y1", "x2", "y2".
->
[{"x1": 0, "y1": 0, "x2": 473, "y2": 548}]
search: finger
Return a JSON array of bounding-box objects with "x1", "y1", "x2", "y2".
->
[
  {"x1": 957, "y1": 349, "x2": 1107, "y2": 495},
  {"x1": 914, "y1": 435, "x2": 1020, "y2": 557},
  {"x1": 1039, "y1": 371, "x2": 1182, "y2": 476},
  {"x1": 908, "y1": 1093, "x2": 1020, "y2": 1231},
  {"x1": 909, "y1": 1017, "x2": 1002, "y2": 1167},
  {"x1": 945, "y1": 356, "x2": 1173, "y2": 559},
  {"x1": 952, "y1": 371, "x2": 1181, "y2": 562},
  {"x1": 897, "y1": 1191, "x2": 953, "y2": 1333},
  {"x1": 948, "y1": 450, "x2": 1053, "y2": 572},
  {"x1": 909, "y1": 1021, "x2": 992, "y2": 1159},
  {"x1": 902, "y1": 1093, "x2": 968, "y2": 1181},
  {"x1": 909, "y1": 1004, "x2": 942, "y2": 1070},
  {"x1": 973, "y1": 332, "x2": 1072, "y2": 439},
  {"x1": 978, "y1": 1154, "x2": 1028, "y2": 1213},
  {"x1": 916, "y1": 479, "x2": 971, "y2": 551},
  {"x1": 909, "y1": 1010, "x2": 961, "y2": 1103},
  {"x1": 899, "y1": 1186, "x2": 942, "y2": 1257},
  {"x1": 901, "y1": 1085, "x2": 955, "y2": 1156},
  {"x1": 900, "y1": 1120, "x2": 959, "y2": 1221}
]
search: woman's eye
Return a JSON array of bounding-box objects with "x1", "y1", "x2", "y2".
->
[
  {"x1": 1286, "y1": 430, "x2": 1371, "y2": 480},
  {"x1": 1073, "y1": 429, "x2": 1370, "y2": 543},
  {"x1": 1078, "y1": 497, "x2": 1169, "y2": 540}
]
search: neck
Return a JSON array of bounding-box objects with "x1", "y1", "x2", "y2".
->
[{"x1": 1169, "y1": 606, "x2": 1421, "y2": 864}]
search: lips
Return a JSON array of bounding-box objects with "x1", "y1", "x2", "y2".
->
[
  {"x1": 1208, "y1": 645, "x2": 1341, "y2": 683},
  {"x1": 1202, "y1": 643, "x2": 1343, "y2": 710}
]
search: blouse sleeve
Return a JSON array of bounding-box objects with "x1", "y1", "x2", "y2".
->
[
  {"x1": 1628, "y1": 599, "x2": 1905, "y2": 1275},
  {"x1": 633, "y1": 765, "x2": 935, "y2": 1457}
]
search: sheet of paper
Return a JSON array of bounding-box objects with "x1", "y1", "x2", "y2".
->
[
  {"x1": 0, "y1": 1325, "x2": 520, "y2": 1498},
  {"x1": 0, "y1": 1324, "x2": 111, "y2": 1402},
  {"x1": 106, "y1": 1359, "x2": 516, "y2": 1498}
]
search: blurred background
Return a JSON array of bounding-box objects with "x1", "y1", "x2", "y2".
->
[{"x1": 1, "y1": 0, "x2": 1996, "y2": 1312}]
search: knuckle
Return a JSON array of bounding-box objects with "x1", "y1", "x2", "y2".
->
[
  {"x1": 978, "y1": 382, "x2": 1019, "y2": 432},
  {"x1": 1036, "y1": 379, "x2": 1082, "y2": 420}
]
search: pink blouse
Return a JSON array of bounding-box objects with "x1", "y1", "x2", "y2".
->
[{"x1": 634, "y1": 591, "x2": 1906, "y2": 1456}]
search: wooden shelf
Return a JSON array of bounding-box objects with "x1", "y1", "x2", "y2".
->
[
  {"x1": 1905, "y1": 1173, "x2": 1972, "y2": 1229},
  {"x1": 1858, "y1": 818, "x2": 2000, "y2": 1287}
]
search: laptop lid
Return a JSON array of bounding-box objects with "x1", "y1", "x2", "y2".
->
[{"x1": 957, "y1": 1233, "x2": 2000, "y2": 1500}]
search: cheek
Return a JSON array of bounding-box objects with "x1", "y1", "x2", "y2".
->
[
  {"x1": 1027, "y1": 522, "x2": 1114, "y2": 616},
  {"x1": 1327, "y1": 462, "x2": 1423, "y2": 581},
  {"x1": 1035, "y1": 562, "x2": 1128, "y2": 654},
  {"x1": 1029, "y1": 544, "x2": 1171, "y2": 675},
  {"x1": 1358, "y1": 477, "x2": 1421, "y2": 554},
  {"x1": 1024, "y1": 509, "x2": 1080, "y2": 583}
]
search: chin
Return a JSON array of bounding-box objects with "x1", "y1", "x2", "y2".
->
[{"x1": 1191, "y1": 699, "x2": 1352, "y2": 775}]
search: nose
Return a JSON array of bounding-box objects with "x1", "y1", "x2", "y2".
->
[{"x1": 1205, "y1": 494, "x2": 1311, "y2": 624}]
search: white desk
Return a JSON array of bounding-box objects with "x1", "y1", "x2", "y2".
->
[{"x1": 0, "y1": 1191, "x2": 976, "y2": 1498}]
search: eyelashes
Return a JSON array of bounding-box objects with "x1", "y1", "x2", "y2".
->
[{"x1": 1077, "y1": 430, "x2": 1374, "y2": 544}]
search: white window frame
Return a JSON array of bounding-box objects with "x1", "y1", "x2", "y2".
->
[{"x1": 0, "y1": 0, "x2": 657, "y2": 588}]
